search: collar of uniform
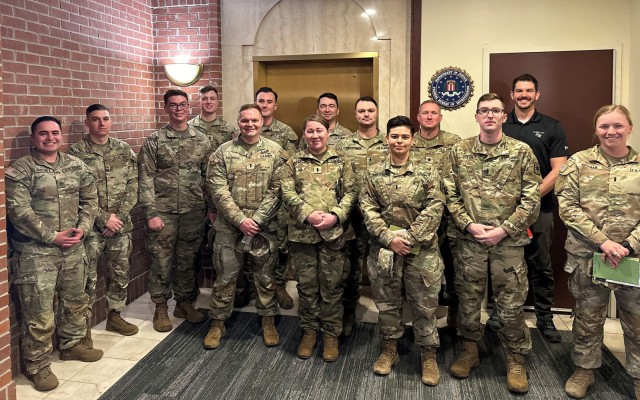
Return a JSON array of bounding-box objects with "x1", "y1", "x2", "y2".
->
[
  {"x1": 300, "y1": 147, "x2": 338, "y2": 163},
  {"x1": 413, "y1": 130, "x2": 446, "y2": 148},
  {"x1": 507, "y1": 110, "x2": 542, "y2": 125},
  {"x1": 30, "y1": 148, "x2": 66, "y2": 168},
  {"x1": 164, "y1": 124, "x2": 195, "y2": 138},
  {"x1": 383, "y1": 155, "x2": 415, "y2": 174},
  {"x1": 471, "y1": 135, "x2": 511, "y2": 156},
  {"x1": 83, "y1": 135, "x2": 112, "y2": 153},
  {"x1": 353, "y1": 129, "x2": 385, "y2": 144},
  {"x1": 262, "y1": 118, "x2": 280, "y2": 132},
  {"x1": 589, "y1": 145, "x2": 640, "y2": 165},
  {"x1": 195, "y1": 115, "x2": 221, "y2": 126}
]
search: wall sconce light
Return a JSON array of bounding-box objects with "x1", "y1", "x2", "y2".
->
[{"x1": 163, "y1": 63, "x2": 203, "y2": 86}]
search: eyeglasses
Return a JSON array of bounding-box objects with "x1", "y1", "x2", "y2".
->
[
  {"x1": 476, "y1": 107, "x2": 504, "y2": 116},
  {"x1": 168, "y1": 102, "x2": 189, "y2": 110}
]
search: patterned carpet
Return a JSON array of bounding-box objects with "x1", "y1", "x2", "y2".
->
[{"x1": 100, "y1": 311, "x2": 634, "y2": 399}]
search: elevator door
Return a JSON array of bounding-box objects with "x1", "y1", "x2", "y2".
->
[{"x1": 255, "y1": 58, "x2": 375, "y2": 137}]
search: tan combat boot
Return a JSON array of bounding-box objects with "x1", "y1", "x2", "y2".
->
[
  {"x1": 59, "y1": 341, "x2": 103, "y2": 362},
  {"x1": 297, "y1": 330, "x2": 317, "y2": 359},
  {"x1": 373, "y1": 339, "x2": 400, "y2": 375},
  {"x1": 421, "y1": 347, "x2": 440, "y2": 386},
  {"x1": 276, "y1": 285, "x2": 294, "y2": 310},
  {"x1": 79, "y1": 318, "x2": 93, "y2": 349},
  {"x1": 450, "y1": 340, "x2": 479, "y2": 378},
  {"x1": 506, "y1": 352, "x2": 529, "y2": 393},
  {"x1": 342, "y1": 310, "x2": 356, "y2": 337},
  {"x1": 322, "y1": 334, "x2": 339, "y2": 362},
  {"x1": 174, "y1": 301, "x2": 206, "y2": 323},
  {"x1": 262, "y1": 316, "x2": 280, "y2": 346},
  {"x1": 106, "y1": 311, "x2": 139, "y2": 335},
  {"x1": 153, "y1": 302, "x2": 173, "y2": 332},
  {"x1": 29, "y1": 366, "x2": 59, "y2": 392},
  {"x1": 565, "y1": 367, "x2": 595, "y2": 398},
  {"x1": 203, "y1": 320, "x2": 226, "y2": 349}
]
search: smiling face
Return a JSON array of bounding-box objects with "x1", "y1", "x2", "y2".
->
[
  {"x1": 32, "y1": 120, "x2": 62, "y2": 158},
  {"x1": 85, "y1": 109, "x2": 111, "y2": 142},
  {"x1": 256, "y1": 91, "x2": 277, "y2": 120},
  {"x1": 237, "y1": 107, "x2": 263, "y2": 144},
  {"x1": 199, "y1": 90, "x2": 219, "y2": 116},
  {"x1": 303, "y1": 120, "x2": 329, "y2": 155},
  {"x1": 595, "y1": 109, "x2": 632, "y2": 155},
  {"x1": 387, "y1": 125, "x2": 414, "y2": 159},
  {"x1": 317, "y1": 97, "x2": 339, "y2": 124},
  {"x1": 510, "y1": 80, "x2": 540, "y2": 112},
  {"x1": 164, "y1": 94, "x2": 190, "y2": 125}
]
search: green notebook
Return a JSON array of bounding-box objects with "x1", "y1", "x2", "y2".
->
[{"x1": 592, "y1": 252, "x2": 640, "y2": 287}]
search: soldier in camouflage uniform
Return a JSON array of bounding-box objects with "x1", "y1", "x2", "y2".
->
[
  {"x1": 412, "y1": 100, "x2": 461, "y2": 329},
  {"x1": 7, "y1": 116, "x2": 103, "y2": 391},
  {"x1": 556, "y1": 105, "x2": 640, "y2": 399},
  {"x1": 69, "y1": 104, "x2": 139, "y2": 340},
  {"x1": 204, "y1": 104, "x2": 287, "y2": 349},
  {"x1": 360, "y1": 116, "x2": 445, "y2": 385},
  {"x1": 335, "y1": 96, "x2": 389, "y2": 336},
  {"x1": 442, "y1": 93, "x2": 540, "y2": 394},
  {"x1": 281, "y1": 114, "x2": 358, "y2": 362},
  {"x1": 298, "y1": 92, "x2": 353, "y2": 149},
  {"x1": 138, "y1": 89, "x2": 211, "y2": 332}
]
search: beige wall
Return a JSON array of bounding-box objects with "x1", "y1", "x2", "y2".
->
[
  {"x1": 421, "y1": 0, "x2": 639, "y2": 150},
  {"x1": 221, "y1": 0, "x2": 410, "y2": 129}
]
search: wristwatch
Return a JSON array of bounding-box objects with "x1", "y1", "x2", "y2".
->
[{"x1": 621, "y1": 241, "x2": 635, "y2": 256}]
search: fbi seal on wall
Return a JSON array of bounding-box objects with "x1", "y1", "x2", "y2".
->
[{"x1": 428, "y1": 67, "x2": 474, "y2": 110}]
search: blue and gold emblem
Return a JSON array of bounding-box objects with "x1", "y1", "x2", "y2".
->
[{"x1": 428, "y1": 67, "x2": 474, "y2": 110}]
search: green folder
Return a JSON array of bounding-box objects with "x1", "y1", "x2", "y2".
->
[{"x1": 592, "y1": 252, "x2": 640, "y2": 287}]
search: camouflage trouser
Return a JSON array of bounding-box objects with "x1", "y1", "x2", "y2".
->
[
  {"x1": 84, "y1": 232, "x2": 132, "y2": 313},
  {"x1": 455, "y1": 240, "x2": 531, "y2": 354},
  {"x1": 208, "y1": 231, "x2": 278, "y2": 321},
  {"x1": 146, "y1": 210, "x2": 204, "y2": 304},
  {"x1": 290, "y1": 241, "x2": 346, "y2": 337},
  {"x1": 274, "y1": 208, "x2": 289, "y2": 287},
  {"x1": 367, "y1": 243, "x2": 443, "y2": 347},
  {"x1": 567, "y1": 253, "x2": 640, "y2": 377},
  {"x1": 11, "y1": 247, "x2": 89, "y2": 374},
  {"x1": 343, "y1": 209, "x2": 367, "y2": 313}
]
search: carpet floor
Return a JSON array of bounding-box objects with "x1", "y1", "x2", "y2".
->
[{"x1": 100, "y1": 312, "x2": 634, "y2": 399}]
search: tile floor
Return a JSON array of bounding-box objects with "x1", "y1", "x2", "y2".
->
[{"x1": 15, "y1": 282, "x2": 628, "y2": 399}]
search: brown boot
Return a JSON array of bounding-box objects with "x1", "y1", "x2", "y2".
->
[
  {"x1": 297, "y1": 330, "x2": 317, "y2": 359},
  {"x1": 59, "y1": 341, "x2": 103, "y2": 362},
  {"x1": 506, "y1": 352, "x2": 529, "y2": 393},
  {"x1": 106, "y1": 311, "x2": 139, "y2": 336},
  {"x1": 450, "y1": 340, "x2": 479, "y2": 378},
  {"x1": 174, "y1": 301, "x2": 206, "y2": 323},
  {"x1": 276, "y1": 286, "x2": 294, "y2": 310},
  {"x1": 153, "y1": 302, "x2": 173, "y2": 332},
  {"x1": 420, "y1": 347, "x2": 440, "y2": 386},
  {"x1": 28, "y1": 366, "x2": 59, "y2": 391},
  {"x1": 322, "y1": 334, "x2": 339, "y2": 362},
  {"x1": 565, "y1": 367, "x2": 595, "y2": 398},
  {"x1": 203, "y1": 320, "x2": 226, "y2": 349},
  {"x1": 373, "y1": 339, "x2": 400, "y2": 375},
  {"x1": 342, "y1": 310, "x2": 356, "y2": 337},
  {"x1": 262, "y1": 316, "x2": 280, "y2": 346},
  {"x1": 79, "y1": 320, "x2": 93, "y2": 349}
]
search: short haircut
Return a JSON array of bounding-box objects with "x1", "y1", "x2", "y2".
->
[
  {"x1": 476, "y1": 92, "x2": 505, "y2": 109},
  {"x1": 593, "y1": 104, "x2": 634, "y2": 128},
  {"x1": 419, "y1": 99, "x2": 441, "y2": 111},
  {"x1": 163, "y1": 88, "x2": 188, "y2": 105},
  {"x1": 255, "y1": 86, "x2": 278, "y2": 102},
  {"x1": 317, "y1": 92, "x2": 339, "y2": 107},
  {"x1": 31, "y1": 116, "x2": 61, "y2": 136},
  {"x1": 199, "y1": 85, "x2": 219, "y2": 96},
  {"x1": 303, "y1": 114, "x2": 329, "y2": 131},
  {"x1": 386, "y1": 115, "x2": 414, "y2": 134},
  {"x1": 86, "y1": 104, "x2": 109, "y2": 116},
  {"x1": 512, "y1": 73, "x2": 539, "y2": 92},
  {"x1": 355, "y1": 96, "x2": 378, "y2": 109},
  {"x1": 238, "y1": 103, "x2": 262, "y2": 117}
]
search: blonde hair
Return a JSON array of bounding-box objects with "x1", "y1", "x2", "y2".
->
[{"x1": 593, "y1": 105, "x2": 633, "y2": 128}]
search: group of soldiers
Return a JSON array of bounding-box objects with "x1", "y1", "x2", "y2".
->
[{"x1": 8, "y1": 73, "x2": 637, "y2": 398}]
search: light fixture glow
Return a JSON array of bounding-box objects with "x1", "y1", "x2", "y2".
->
[{"x1": 163, "y1": 63, "x2": 203, "y2": 87}]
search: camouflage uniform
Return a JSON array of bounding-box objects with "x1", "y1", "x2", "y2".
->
[
  {"x1": 360, "y1": 157, "x2": 445, "y2": 347},
  {"x1": 69, "y1": 136, "x2": 138, "y2": 313},
  {"x1": 335, "y1": 130, "x2": 389, "y2": 315},
  {"x1": 442, "y1": 135, "x2": 540, "y2": 354},
  {"x1": 556, "y1": 145, "x2": 640, "y2": 377},
  {"x1": 6, "y1": 150, "x2": 98, "y2": 375},
  {"x1": 188, "y1": 114, "x2": 234, "y2": 153},
  {"x1": 207, "y1": 137, "x2": 287, "y2": 320},
  {"x1": 137, "y1": 124, "x2": 211, "y2": 304},
  {"x1": 412, "y1": 130, "x2": 462, "y2": 311},
  {"x1": 281, "y1": 148, "x2": 358, "y2": 336},
  {"x1": 299, "y1": 122, "x2": 353, "y2": 149}
]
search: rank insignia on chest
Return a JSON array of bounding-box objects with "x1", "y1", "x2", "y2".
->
[
  {"x1": 313, "y1": 167, "x2": 322, "y2": 174},
  {"x1": 247, "y1": 163, "x2": 255, "y2": 170}
]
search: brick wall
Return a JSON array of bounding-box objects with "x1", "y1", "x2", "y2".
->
[{"x1": 1, "y1": 0, "x2": 223, "y2": 382}]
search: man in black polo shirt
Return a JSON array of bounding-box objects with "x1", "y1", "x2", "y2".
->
[{"x1": 486, "y1": 73, "x2": 570, "y2": 342}]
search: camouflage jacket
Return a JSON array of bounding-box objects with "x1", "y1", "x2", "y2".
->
[
  {"x1": 335, "y1": 129, "x2": 389, "y2": 180},
  {"x1": 281, "y1": 148, "x2": 358, "y2": 243},
  {"x1": 261, "y1": 118, "x2": 299, "y2": 153},
  {"x1": 360, "y1": 156, "x2": 444, "y2": 248},
  {"x1": 188, "y1": 114, "x2": 234, "y2": 152},
  {"x1": 556, "y1": 145, "x2": 640, "y2": 262},
  {"x1": 138, "y1": 124, "x2": 211, "y2": 217},
  {"x1": 207, "y1": 137, "x2": 287, "y2": 234},
  {"x1": 299, "y1": 122, "x2": 353, "y2": 150},
  {"x1": 68, "y1": 136, "x2": 138, "y2": 235},
  {"x1": 442, "y1": 135, "x2": 541, "y2": 246},
  {"x1": 412, "y1": 130, "x2": 461, "y2": 176},
  {"x1": 6, "y1": 150, "x2": 98, "y2": 254}
]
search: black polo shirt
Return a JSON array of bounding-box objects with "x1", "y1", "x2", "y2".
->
[{"x1": 503, "y1": 110, "x2": 571, "y2": 212}]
